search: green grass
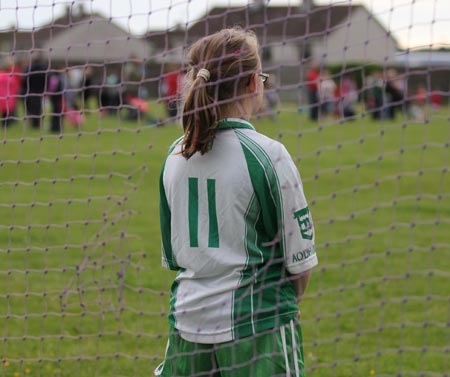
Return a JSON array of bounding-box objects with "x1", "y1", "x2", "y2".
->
[{"x1": 0, "y1": 102, "x2": 449, "y2": 376}]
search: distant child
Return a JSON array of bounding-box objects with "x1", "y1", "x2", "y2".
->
[
  {"x1": 318, "y1": 70, "x2": 337, "y2": 118},
  {"x1": 263, "y1": 80, "x2": 280, "y2": 119}
]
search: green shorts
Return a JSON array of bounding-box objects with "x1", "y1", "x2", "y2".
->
[{"x1": 154, "y1": 319, "x2": 305, "y2": 377}]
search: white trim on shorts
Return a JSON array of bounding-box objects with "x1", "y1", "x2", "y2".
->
[
  {"x1": 290, "y1": 320, "x2": 300, "y2": 377},
  {"x1": 280, "y1": 320, "x2": 300, "y2": 377},
  {"x1": 154, "y1": 338, "x2": 170, "y2": 376}
]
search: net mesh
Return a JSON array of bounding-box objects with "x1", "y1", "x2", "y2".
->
[{"x1": 0, "y1": 1, "x2": 449, "y2": 376}]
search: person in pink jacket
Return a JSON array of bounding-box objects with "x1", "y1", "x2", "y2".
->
[{"x1": 0, "y1": 59, "x2": 21, "y2": 127}]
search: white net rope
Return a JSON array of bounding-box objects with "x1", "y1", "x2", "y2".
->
[{"x1": 0, "y1": 1, "x2": 449, "y2": 376}]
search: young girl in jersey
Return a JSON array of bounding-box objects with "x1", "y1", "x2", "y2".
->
[{"x1": 156, "y1": 27, "x2": 317, "y2": 377}]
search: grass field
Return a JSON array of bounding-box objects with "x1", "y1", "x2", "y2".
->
[{"x1": 0, "y1": 102, "x2": 449, "y2": 377}]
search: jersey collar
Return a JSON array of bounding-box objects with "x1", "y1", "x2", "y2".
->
[{"x1": 217, "y1": 118, "x2": 255, "y2": 130}]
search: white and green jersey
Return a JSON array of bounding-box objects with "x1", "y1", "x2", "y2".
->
[{"x1": 159, "y1": 118, "x2": 317, "y2": 344}]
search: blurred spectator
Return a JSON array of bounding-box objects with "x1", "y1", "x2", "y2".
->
[
  {"x1": 23, "y1": 54, "x2": 48, "y2": 129},
  {"x1": 306, "y1": 62, "x2": 320, "y2": 121},
  {"x1": 65, "y1": 66, "x2": 83, "y2": 110},
  {"x1": 82, "y1": 66, "x2": 95, "y2": 108},
  {"x1": 0, "y1": 58, "x2": 22, "y2": 127},
  {"x1": 161, "y1": 64, "x2": 182, "y2": 120},
  {"x1": 415, "y1": 85, "x2": 427, "y2": 107},
  {"x1": 100, "y1": 68, "x2": 122, "y2": 115},
  {"x1": 124, "y1": 58, "x2": 144, "y2": 120},
  {"x1": 124, "y1": 58, "x2": 142, "y2": 98},
  {"x1": 408, "y1": 84, "x2": 427, "y2": 120},
  {"x1": 263, "y1": 80, "x2": 280, "y2": 120},
  {"x1": 430, "y1": 89, "x2": 442, "y2": 110},
  {"x1": 47, "y1": 64, "x2": 65, "y2": 133},
  {"x1": 409, "y1": 86, "x2": 441, "y2": 119},
  {"x1": 10, "y1": 58, "x2": 23, "y2": 122},
  {"x1": 365, "y1": 70, "x2": 384, "y2": 120},
  {"x1": 318, "y1": 70, "x2": 336, "y2": 119},
  {"x1": 338, "y1": 74, "x2": 358, "y2": 119},
  {"x1": 385, "y1": 68, "x2": 405, "y2": 120}
]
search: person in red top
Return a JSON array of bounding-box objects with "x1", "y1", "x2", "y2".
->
[
  {"x1": 162, "y1": 64, "x2": 182, "y2": 119},
  {"x1": 430, "y1": 89, "x2": 442, "y2": 110},
  {"x1": 306, "y1": 62, "x2": 320, "y2": 121}
]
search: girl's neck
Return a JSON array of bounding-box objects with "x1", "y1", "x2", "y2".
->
[{"x1": 220, "y1": 101, "x2": 252, "y2": 121}]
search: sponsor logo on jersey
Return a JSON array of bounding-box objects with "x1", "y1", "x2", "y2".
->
[
  {"x1": 292, "y1": 245, "x2": 316, "y2": 263},
  {"x1": 294, "y1": 206, "x2": 313, "y2": 240}
]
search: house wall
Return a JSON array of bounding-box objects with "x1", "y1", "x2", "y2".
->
[
  {"x1": 0, "y1": 38, "x2": 10, "y2": 54},
  {"x1": 43, "y1": 20, "x2": 152, "y2": 63},
  {"x1": 0, "y1": 33, "x2": 29, "y2": 62},
  {"x1": 263, "y1": 8, "x2": 399, "y2": 67},
  {"x1": 271, "y1": 42, "x2": 301, "y2": 64},
  {"x1": 313, "y1": 7, "x2": 398, "y2": 64}
]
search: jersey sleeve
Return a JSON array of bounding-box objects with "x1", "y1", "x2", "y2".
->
[
  {"x1": 159, "y1": 163, "x2": 179, "y2": 271},
  {"x1": 159, "y1": 138, "x2": 184, "y2": 271},
  {"x1": 272, "y1": 144, "x2": 318, "y2": 275}
]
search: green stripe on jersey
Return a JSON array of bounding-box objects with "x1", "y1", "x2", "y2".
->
[
  {"x1": 217, "y1": 118, "x2": 255, "y2": 130},
  {"x1": 207, "y1": 179, "x2": 219, "y2": 248},
  {"x1": 231, "y1": 130, "x2": 294, "y2": 339},
  {"x1": 168, "y1": 270, "x2": 184, "y2": 328},
  {"x1": 232, "y1": 193, "x2": 261, "y2": 338},
  {"x1": 235, "y1": 130, "x2": 286, "y2": 253},
  {"x1": 188, "y1": 177, "x2": 199, "y2": 247}
]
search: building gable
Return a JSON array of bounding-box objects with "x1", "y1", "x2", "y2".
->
[
  {"x1": 43, "y1": 17, "x2": 152, "y2": 63},
  {"x1": 313, "y1": 6, "x2": 398, "y2": 64},
  {"x1": 184, "y1": 4, "x2": 398, "y2": 65}
]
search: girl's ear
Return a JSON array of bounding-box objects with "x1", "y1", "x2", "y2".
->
[{"x1": 249, "y1": 72, "x2": 258, "y2": 93}]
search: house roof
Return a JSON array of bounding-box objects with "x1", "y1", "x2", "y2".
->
[
  {"x1": 142, "y1": 27, "x2": 188, "y2": 63},
  {"x1": 392, "y1": 50, "x2": 450, "y2": 68},
  {"x1": 144, "y1": 28, "x2": 186, "y2": 50},
  {"x1": 34, "y1": 8, "x2": 94, "y2": 45},
  {"x1": 1, "y1": 6, "x2": 151, "y2": 63},
  {"x1": 43, "y1": 16, "x2": 152, "y2": 63},
  {"x1": 186, "y1": 4, "x2": 367, "y2": 43},
  {"x1": 0, "y1": 6, "x2": 95, "y2": 52},
  {"x1": 0, "y1": 31, "x2": 38, "y2": 53}
]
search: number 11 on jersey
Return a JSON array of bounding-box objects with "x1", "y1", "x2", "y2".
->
[{"x1": 188, "y1": 177, "x2": 219, "y2": 248}]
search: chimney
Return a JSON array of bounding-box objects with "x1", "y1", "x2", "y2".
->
[
  {"x1": 73, "y1": 3, "x2": 86, "y2": 17},
  {"x1": 250, "y1": 0, "x2": 267, "y2": 12},
  {"x1": 301, "y1": 0, "x2": 315, "y2": 12},
  {"x1": 252, "y1": 0, "x2": 268, "y2": 6}
]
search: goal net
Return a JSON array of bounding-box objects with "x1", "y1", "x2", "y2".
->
[{"x1": 0, "y1": 0, "x2": 448, "y2": 376}]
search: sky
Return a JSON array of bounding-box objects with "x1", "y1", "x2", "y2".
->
[{"x1": 0, "y1": 0, "x2": 449, "y2": 49}]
